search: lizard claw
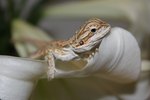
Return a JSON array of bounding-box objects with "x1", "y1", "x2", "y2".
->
[{"x1": 96, "y1": 48, "x2": 99, "y2": 52}]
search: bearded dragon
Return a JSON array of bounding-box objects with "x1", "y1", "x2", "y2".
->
[{"x1": 29, "y1": 18, "x2": 111, "y2": 80}]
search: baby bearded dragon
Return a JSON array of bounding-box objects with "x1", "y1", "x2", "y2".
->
[{"x1": 31, "y1": 18, "x2": 111, "y2": 80}]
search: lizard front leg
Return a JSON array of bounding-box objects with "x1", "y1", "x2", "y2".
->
[{"x1": 45, "y1": 52, "x2": 56, "y2": 80}]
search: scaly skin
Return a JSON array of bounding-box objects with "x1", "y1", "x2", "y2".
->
[{"x1": 31, "y1": 18, "x2": 111, "y2": 80}]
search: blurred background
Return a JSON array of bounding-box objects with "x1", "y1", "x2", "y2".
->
[{"x1": 0, "y1": 0, "x2": 150, "y2": 100}]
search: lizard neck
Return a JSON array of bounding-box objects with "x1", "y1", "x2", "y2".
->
[{"x1": 54, "y1": 36, "x2": 75, "y2": 48}]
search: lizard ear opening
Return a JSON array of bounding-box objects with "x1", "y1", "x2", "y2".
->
[{"x1": 79, "y1": 40, "x2": 84, "y2": 45}]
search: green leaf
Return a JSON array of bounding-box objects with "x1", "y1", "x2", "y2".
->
[{"x1": 12, "y1": 19, "x2": 53, "y2": 57}]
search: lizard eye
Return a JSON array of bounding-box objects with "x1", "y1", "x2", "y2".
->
[
  {"x1": 79, "y1": 40, "x2": 84, "y2": 45},
  {"x1": 91, "y1": 28, "x2": 97, "y2": 32}
]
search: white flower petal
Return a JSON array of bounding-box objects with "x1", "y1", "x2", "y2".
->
[
  {"x1": 54, "y1": 27, "x2": 141, "y2": 83},
  {"x1": 0, "y1": 56, "x2": 47, "y2": 100}
]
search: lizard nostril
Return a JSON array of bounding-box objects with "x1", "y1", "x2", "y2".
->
[{"x1": 91, "y1": 28, "x2": 96, "y2": 32}]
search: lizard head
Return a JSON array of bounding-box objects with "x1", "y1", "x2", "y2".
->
[{"x1": 70, "y1": 18, "x2": 111, "y2": 53}]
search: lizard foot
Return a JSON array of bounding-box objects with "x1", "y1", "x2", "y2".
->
[{"x1": 47, "y1": 66, "x2": 56, "y2": 80}]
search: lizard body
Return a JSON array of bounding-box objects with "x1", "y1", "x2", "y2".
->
[{"x1": 31, "y1": 18, "x2": 111, "y2": 80}]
